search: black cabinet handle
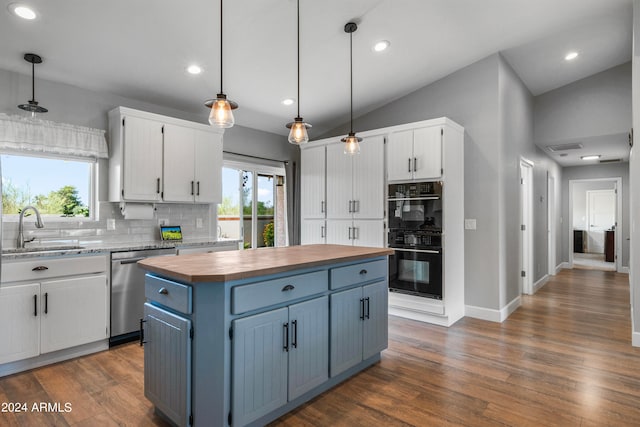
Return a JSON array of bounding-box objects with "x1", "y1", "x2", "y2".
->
[
  {"x1": 140, "y1": 318, "x2": 146, "y2": 346},
  {"x1": 191, "y1": 181, "x2": 194, "y2": 195},
  {"x1": 365, "y1": 297, "x2": 370, "y2": 319},
  {"x1": 158, "y1": 287, "x2": 169, "y2": 295},
  {"x1": 414, "y1": 157, "x2": 417, "y2": 172},
  {"x1": 44, "y1": 292, "x2": 48, "y2": 314},
  {"x1": 197, "y1": 181, "x2": 200, "y2": 196},
  {"x1": 408, "y1": 158, "x2": 411, "y2": 173},
  {"x1": 292, "y1": 320, "x2": 298, "y2": 349},
  {"x1": 283, "y1": 322, "x2": 289, "y2": 352},
  {"x1": 359, "y1": 269, "x2": 367, "y2": 275},
  {"x1": 156, "y1": 178, "x2": 161, "y2": 194},
  {"x1": 33, "y1": 294, "x2": 37, "y2": 317},
  {"x1": 32, "y1": 266, "x2": 48, "y2": 271},
  {"x1": 282, "y1": 284, "x2": 295, "y2": 292},
  {"x1": 360, "y1": 298, "x2": 365, "y2": 320}
]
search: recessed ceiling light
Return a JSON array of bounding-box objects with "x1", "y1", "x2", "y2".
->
[
  {"x1": 186, "y1": 65, "x2": 202, "y2": 75},
  {"x1": 282, "y1": 98, "x2": 295, "y2": 106},
  {"x1": 8, "y1": 3, "x2": 37, "y2": 20},
  {"x1": 580, "y1": 155, "x2": 600, "y2": 160},
  {"x1": 565, "y1": 51, "x2": 579, "y2": 61},
  {"x1": 373, "y1": 40, "x2": 390, "y2": 52}
]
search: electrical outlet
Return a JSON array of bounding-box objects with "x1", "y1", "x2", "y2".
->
[
  {"x1": 107, "y1": 218, "x2": 116, "y2": 231},
  {"x1": 196, "y1": 218, "x2": 203, "y2": 229},
  {"x1": 464, "y1": 219, "x2": 477, "y2": 230},
  {"x1": 158, "y1": 218, "x2": 169, "y2": 226}
]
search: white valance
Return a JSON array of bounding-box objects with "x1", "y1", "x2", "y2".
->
[{"x1": 0, "y1": 113, "x2": 108, "y2": 159}]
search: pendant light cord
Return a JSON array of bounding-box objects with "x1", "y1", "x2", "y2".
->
[
  {"x1": 220, "y1": 0, "x2": 223, "y2": 93},
  {"x1": 349, "y1": 29, "x2": 353, "y2": 134},
  {"x1": 297, "y1": 0, "x2": 300, "y2": 117},
  {"x1": 31, "y1": 61, "x2": 35, "y2": 102}
]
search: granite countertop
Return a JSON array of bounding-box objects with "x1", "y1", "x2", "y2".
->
[
  {"x1": 138, "y1": 244, "x2": 394, "y2": 283},
  {"x1": 1, "y1": 239, "x2": 240, "y2": 260}
]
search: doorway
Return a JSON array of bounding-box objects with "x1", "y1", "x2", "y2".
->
[
  {"x1": 569, "y1": 178, "x2": 621, "y2": 272},
  {"x1": 520, "y1": 159, "x2": 534, "y2": 295}
]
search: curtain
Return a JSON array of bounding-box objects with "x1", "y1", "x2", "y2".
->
[{"x1": 0, "y1": 114, "x2": 108, "y2": 159}]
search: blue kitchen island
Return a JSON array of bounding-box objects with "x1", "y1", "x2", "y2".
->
[{"x1": 138, "y1": 244, "x2": 394, "y2": 427}]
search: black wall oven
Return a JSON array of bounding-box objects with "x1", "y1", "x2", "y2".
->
[{"x1": 388, "y1": 181, "x2": 443, "y2": 299}]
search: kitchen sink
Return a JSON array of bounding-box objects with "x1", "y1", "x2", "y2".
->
[{"x1": 2, "y1": 245, "x2": 86, "y2": 254}]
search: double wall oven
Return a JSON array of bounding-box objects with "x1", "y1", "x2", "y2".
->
[{"x1": 388, "y1": 181, "x2": 443, "y2": 299}]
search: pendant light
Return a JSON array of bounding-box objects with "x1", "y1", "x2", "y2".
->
[
  {"x1": 342, "y1": 22, "x2": 361, "y2": 155},
  {"x1": 285, "y1": 0, "x2": 311, "y2": 145},
  {"x1": 18, "y1": 53, "x2": 48, "y2": 118},
  {"x1": 205, "y1": 0, "x2": 238, "y2": 128}
]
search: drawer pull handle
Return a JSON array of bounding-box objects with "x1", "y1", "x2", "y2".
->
[
  {"x1": 32, "y1": 266, "x2": 49, "y2": 271},
  {"x1": 359, "y1": 269, "x2": 368, "y2": 275},
  {"x1": 158, "y1": 287, "x2": 169, "y2": 295},
  {"x1": 283, "y1": 322, "x2": 289, "y2": 352},
  {"x1": 282, "y1": 284, "x2": 295, "y2": 292}
]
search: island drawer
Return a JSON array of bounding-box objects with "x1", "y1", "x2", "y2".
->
[
  {"x1": 145, "y1": 275, "x2": 192, "y2": 314},
  {"x1": 330, "y1": 259, "x2": 387, "y2": 290},
  {"x1": 231, "y1": 270, "x2": 327, "y2": 314}
]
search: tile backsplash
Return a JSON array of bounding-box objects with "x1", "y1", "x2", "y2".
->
[{"x1": 1, "y1": 202, "x2": 216, "y2": 249}]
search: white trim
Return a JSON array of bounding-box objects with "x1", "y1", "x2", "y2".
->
[
  {"x1": 556, "y1": 263, "x2": 565, "y2": 274},
  {"x1": 548, "y1": 174, "x2": 557, "y2": 276},
  {"x1": 621, "y1": 266, "x2": 630, "y2": 274},
  {"x1": 465, "y1": 296, "x2": 521, "y2": 323},
  {"x1": 520, "y1": 158, "x2": 534, "y2": 295},
  {"x1": 501, "y1": 296, "x2": 522, "y2": 321},
  {"x1": 561, "y1": 261, "x2": 571, "y2": 270},
  {"x1": 533, "y1": 274, "x2": 549, "y2": 294},
  {"x1": 633, "y1": 332, "x2": 640, "y2": 347}
]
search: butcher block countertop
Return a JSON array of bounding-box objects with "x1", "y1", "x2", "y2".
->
[{"x1": 137, "y1": 244, "x2": 394, "y2": 283}]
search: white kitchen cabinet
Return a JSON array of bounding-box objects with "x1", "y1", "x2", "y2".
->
[
  {"x1": 326, "y1": 136, "x2": 384, "y2": 220},
  {"x1": 40, "y1": 275, "x2": 108, "y2": 354},
  {"x1": 301, "y1": 219, "x2": 326, "y2": 245},
  {"x1": 109, "y1": 107, "x2": 223, "y2": 204},
  {"x1": 388, "y1": 126, "x2": 442, "y2": 181},
  {"x1": 163, "y1": 125, "x2": 222, "y2": 203},
  {"x1": 0, "y1": 283, "x2": 40, "y2": 364},
  {"x1": 325, "y1": 219, "x2": 384, "y2": 248},
  {"x1": 300, "y1": 145, "x2": 326, "y2": 219},
  {"x1": 0, "y1": 254, "x2": 109, "y2": 373}
]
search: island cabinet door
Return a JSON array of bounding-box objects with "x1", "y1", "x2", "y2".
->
[
  {"x1": 362, "y1": 281, "x2": 389, "y2": 360},
  {"x1": 288, "y1": 296, "x2": 329, "y2": 401},
  {"x1": 232, "y1": 307, "x2": 288, "y2": 427},
  {"x1": 143, "y1": 303, "x2": 191, "y2": 427},
  {"x1": 330, "y1": 287, "x2": 364, "y2": 377}
]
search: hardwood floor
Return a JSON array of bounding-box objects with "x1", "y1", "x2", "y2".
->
[{"x1": 1, "y1": 268, "x2": 639, "y2": 426}]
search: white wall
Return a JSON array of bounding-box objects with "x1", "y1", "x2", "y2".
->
[
  {"x1": 630, "y1": 0, "x2": 640, "y2": 346},
  {"x1": 572, "y1": 181, "x2": 616, "y2": 231}
]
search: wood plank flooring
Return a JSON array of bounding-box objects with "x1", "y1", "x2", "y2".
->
[{"x1": 1, "y1": 268, "x2": 639, "y2": 426}]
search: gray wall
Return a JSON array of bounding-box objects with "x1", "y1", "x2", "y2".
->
[
  {"x1": 561, "y1": 163, "x2": 630, "y2": 267},
  {"x1": 631, "y1": 0, "x2": 640, "y2": 343},
  {"x1": 0, "y1": 67, "x2": 299, "y2": 244},
  {"x1": 534, "y1": 62, "x2": 632, "y2": 144}
]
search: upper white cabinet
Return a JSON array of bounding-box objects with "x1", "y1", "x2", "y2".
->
[
  {"x1": 326, "y1": 135, "x2": 384, "y2": 220},
  {"x1": 109, "y1": 107, "x2": 223, "y2": 204},
  {"x1": 300, "y1": 145, "x2": 326, "y2": 219},
  {"x1": 388, "y1": 126, "x2": 442, "y2": 181}
]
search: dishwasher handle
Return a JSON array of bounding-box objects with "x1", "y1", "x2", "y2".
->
[{"x1": 118, "y1": 257, "x2": 147, "y2": 264}]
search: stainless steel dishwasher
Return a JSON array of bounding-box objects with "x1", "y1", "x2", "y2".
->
[{"x1": 110, "y1": 248, "x2": 175, "y2": 346}]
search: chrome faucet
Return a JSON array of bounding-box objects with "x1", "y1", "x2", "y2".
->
[{"x1": 17, "y1": 205, "x2": 45, "y2": 248}]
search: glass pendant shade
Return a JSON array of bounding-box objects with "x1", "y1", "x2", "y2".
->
[
  {"x1": 287, "y1": 117, "x2": 310, "y2": 145},
  {"x1": 342, "y1": 132, "x2": 361, "y2": 155},
  {"x1": 208, "y1": 94, "x2": 235, "y2": 128}
]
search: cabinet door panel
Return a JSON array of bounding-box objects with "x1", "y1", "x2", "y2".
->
[
  {"x1": 353, "y1": 136, "x2": 384, "y2": 219},
  {"x1": 144, "y1": 303, "x2": 191, "y2": 427},
  {"x1": 163, "y1": 124, "x2": 195, "y2": 202},
  {"x1": 352, "y1": 220, "x2": 385, "y2": 248},
  {"x1": 0, "y1": 283, "x2": 40, "y2": 364},
  {"x1": 387, "y1": 130, "x2": 414, "y2": 181},
  {"x1": 301, "y1": 219, "x2": 326, "y2": 245},
  {"x1": 288, "y1": 296, "x2": 328, "y2": 400},
  {"x1": 123, "y1": 116, "x2": 163, "y2": 201},
  {"x1": 301, "y1": 146, "x2": 326, "y2": 219},
  {"x1": 325, "y1": 220, "x2": 353, "y2": 246},
  {"x1": 233, "y1": 308, "x2": 288, "y2": 426},
  {"x1": 40, "y1": 275, "x2": 108, "y2": 354},
  {"x1": 330, "y1": 287, "x2": 363, "y2": 377},
  {"x1": 362, "y1": 281, "x2": 388, "y2": 360},
  {"x1": 326, "y1": 143, "x2": 353, "y2": 219},
  {"x1": 194, "y1": 129, "x2": 222, "y2": 203},
  {"x1": 413, "y1": 126, "x2": 442, "y2": 180}
]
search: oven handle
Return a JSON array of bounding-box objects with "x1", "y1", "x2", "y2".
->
[
  {"x1": 387, "y1": 196, "x2": 440, "y2": 201},
  {"x1": 391, "y1": 248, "x2": 441, "y2": 254}
]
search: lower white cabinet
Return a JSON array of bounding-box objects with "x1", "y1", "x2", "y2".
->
[
  {"x1": 301, "y1": 219, "x2": 326, "y2": 245},
  {"x1": 232, "y1": 296, "x2": 328, "y2": 426},
  {"x1": 0, "y1": 255, "x2": 109, "y2": 367},
  {"x1": 330, "y1": 281, "x2": 388, "y2": 377},
  {"x1": 325, "y1": 219, "x2": 385, "y2": 247}
]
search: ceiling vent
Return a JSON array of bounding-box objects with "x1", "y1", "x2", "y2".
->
[
  {"x1": 547, "y1": 142, "x2": 583, "y2": 152},
  {"x1": 599, "y1": 158, "x2": 621, "y2": 164}
]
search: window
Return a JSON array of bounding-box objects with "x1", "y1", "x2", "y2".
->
[
  {"x1": 1, "y1": 153, "x2": 95, "y2": 219},
  {"x1": 218, "y1": 162, "x2": 288, "y2": 249}
]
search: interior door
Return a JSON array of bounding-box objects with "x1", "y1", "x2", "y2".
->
[{"x1": 587, "y1": 189, "x2": 616, "y2": 253}]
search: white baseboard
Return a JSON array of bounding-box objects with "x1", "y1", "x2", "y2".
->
[
  {"x1": 560, "y1": 262, "x2": 571, "y2": 270},
  {"x1": 465, "y1": 296, "x2": 521, "y2": 323},
  {"x1": 532, "y1": 275, "x2": 549, "y2": 294},
  {"x1": 620, "y1": 266, "x2": 630, "y2": 274},
  {"x1": 555, "y1": 263, "x2": 564, "y2": 274},
  {"x1": 633, "y1": 332, "x2": 640, "y2": 347}
]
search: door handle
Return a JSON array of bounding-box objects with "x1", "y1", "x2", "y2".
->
[
  {"x1": 44, "y1": 292, "x2": 48, "y2": 314},
  {"x1": 34, "y1": 294, "x2": 37, "y2": 317},
  {"x1": 197, "y1": 181, "x2": 200, "y2": 196},
  {"x1": 321, "y1": 200, "x2": 325, "y2": 213},
  {"x1": 283, "y1": 322, "x2": 289, "y2": 352},
  {"x1": 156, "y1": 178, "x2": 161, "y2": 194},
  {"x1": 321, "y1": 225, "x2": 325, "y2": 238},
  {"x1": 348, "y1": 227, "x2": 353, "y2": 240},
  {"x1": 408, "y1": 158, "x2": 411, "y2": 173},
  {"x1": 365, "y1": 297, "x2": 370, "y2": 319},
  {"x1": 360, "y1": 298, "x2": 365, "y2": 320},
  {"x1": 191, "y1": 181, "x2": 194, "y2": 196},
  {"x1": 414, "y1": 157, "x2": 417, "y2": 172},
  {"x1": 291, "y1": 320, "x2": 298, "y2": 349},
  {"x1": 139, "y1": 318, "x2": 147, "y2": 346}
]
